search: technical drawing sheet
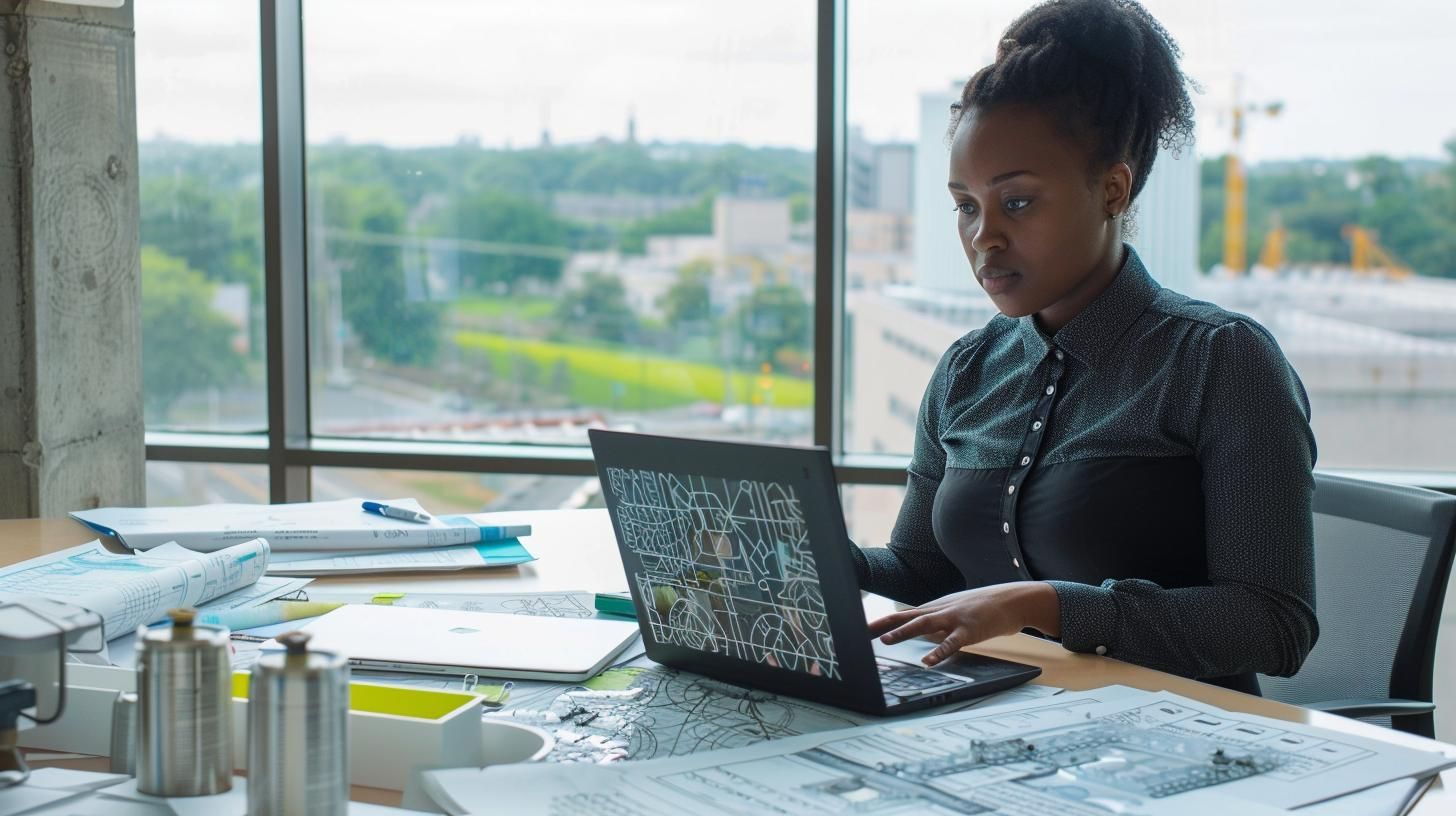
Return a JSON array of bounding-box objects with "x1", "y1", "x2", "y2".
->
[
  {"x1": 83, "y1": 574, "x2": 312, "y2": 670},
  {"x1": 71, "y1": 497, "x2": 490, "y2": 552},
  {"x1": 262, "y1": 540, "x2": 533, "y2": 575},
  {"x1": 304, "y1": 590, "x2": 598, "y2": 619},
  {"x1": 422, "y1": 686, "x2": 1456, "y2": 815},
  {"x1": 0, "y1": 539, "x2": 270, "y2": 640}
]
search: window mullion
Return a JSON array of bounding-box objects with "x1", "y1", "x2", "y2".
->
[{"x1": 260, "y1": 0, "x2": 312, "y2": 502}]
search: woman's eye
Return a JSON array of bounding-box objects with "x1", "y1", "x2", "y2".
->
[
  {"x1": 953, "y1": 202, "x2": 977, "y2": 216},
  {"x1": 1006, "y1": 198, "x2": 1031, "y2": 212}
]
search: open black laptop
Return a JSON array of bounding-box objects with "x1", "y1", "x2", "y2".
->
[{"x1": 588, "y1": 429, "x2": 1041, "y2": 716}]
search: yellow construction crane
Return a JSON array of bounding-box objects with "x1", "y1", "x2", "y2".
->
[
  {"x1": 1257, "y1": 224, "x2": 1287, "y2": 271},
  {"x1": 1222, "y1": 76, "x2": 1283, "y2": 275},
  {"x1": 1342, "y1": 225, "x2": 1412, "y2": 279}
]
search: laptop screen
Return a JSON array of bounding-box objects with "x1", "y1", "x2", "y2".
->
[{"x1": 602, "y1": 466, "x2": 842, "y2": 681}]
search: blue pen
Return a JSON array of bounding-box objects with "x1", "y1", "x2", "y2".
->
[{"x1": 362, "y1": 501, "x2": 433, "y2": 524}]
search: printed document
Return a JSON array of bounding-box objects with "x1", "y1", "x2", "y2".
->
[
  {"x1": 305, "y1": 590, "x2": 597, "y2": 618},
  {"x1": 421, "y1": 686, "x2": 1456, "y2": 815},
  {"x1": 84, "y1": 574, "x2": 313, "y2": 669},
  {"x1": 70, "y1": 497, "x2": 501, "y2": 552},
  {"x1": 0, "y1": 539, "x2": 269, "y2": 640},
  {"x1": 263, "y1": 540, "x2": 534, "y2": 576}
]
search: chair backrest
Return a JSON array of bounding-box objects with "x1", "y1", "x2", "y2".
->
[{"x1": 1259, "y1": 473, "x2": 1456, "y2": 735}]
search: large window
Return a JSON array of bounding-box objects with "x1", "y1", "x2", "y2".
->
[
  {"x1": 312, "y1": 469, "x2": 598, "y2": 515},
  {"x1": 301, "y1": 0, "x2": 817, "y2": 449},
  {"x1": 138, "y1": 4, "x2": 1456, "y2": 485},
  {"x1": 136, "y1": 0, "x2": 267, "y2": 432},
  {"x1": 844, "y1": 1, "x2": 1456, "y2": 472},
  {"x1": 146, "y1": 462, "x2": 268, "y2": 506},
  {"x1": 129, "y1": 0, "x2": 1456, "y2": 745}
]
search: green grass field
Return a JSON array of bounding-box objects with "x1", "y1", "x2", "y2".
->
[
  {"x1": 453, "y1": 296, "x2": 558, "y2": 321},
  {"x1": 454, "y1": 330, "x2": 812, "y2": 410}
]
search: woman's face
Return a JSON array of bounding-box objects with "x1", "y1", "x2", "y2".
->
[{"x1": 948, "y1": 104, "x2": 1129, "y2": 328}]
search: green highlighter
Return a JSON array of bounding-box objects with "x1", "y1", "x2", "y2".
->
[{"x1": 593, "y1": 592, "x2": 637, "y2": 620}]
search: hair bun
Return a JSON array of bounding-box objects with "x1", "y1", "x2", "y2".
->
[{"x1": 953, "y1": 0, "x2": 1196, "y2": 208}]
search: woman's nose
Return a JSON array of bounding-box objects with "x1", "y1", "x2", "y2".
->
[{"x1": 969, "y1": 210, "x2": 1007, "y2": 255}]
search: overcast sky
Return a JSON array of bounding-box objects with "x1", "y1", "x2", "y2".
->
[{"x1": 135, "y1": 0, "x2": 1456, "y2": 163}]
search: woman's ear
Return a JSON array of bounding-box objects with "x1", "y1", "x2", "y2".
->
[{"x1": 1104, "y1": 161, "x2": 1133, "y2": 219}]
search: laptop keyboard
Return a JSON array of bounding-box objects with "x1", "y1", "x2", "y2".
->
[{"x1": 876, "y1": 658, "x2": 969, "y2": 698}]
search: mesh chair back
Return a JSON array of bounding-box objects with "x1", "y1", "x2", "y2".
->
[{"x1": 1260, "y1": 474, "x2": 1456, "y2": 735}]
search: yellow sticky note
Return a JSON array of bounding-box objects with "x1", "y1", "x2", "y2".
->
[
  {"x1": 583, "y1": 667, "x2": 646, "y2": 691},
  {"x1": 478, "y1": 683, "x2": 512, "y2": 705}
]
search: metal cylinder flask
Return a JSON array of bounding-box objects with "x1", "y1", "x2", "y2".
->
[
  {"x1": 136, "y1": 608, "x2": 234, "y2": 796},
  {"x1": 108, "y1": 691, "x2": 137, "y2": 775},
  {"x1": 247, "y1": 630, "x2": 349, "y2": 816}
]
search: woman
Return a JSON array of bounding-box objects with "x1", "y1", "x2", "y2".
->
[{"x1": 854, "y1": 0, "x2": 1317, "y2": 694}]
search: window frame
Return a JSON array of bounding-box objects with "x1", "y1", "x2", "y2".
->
[{"x1": 145, "y1": 0, "x2": 1456, "y2": 500}]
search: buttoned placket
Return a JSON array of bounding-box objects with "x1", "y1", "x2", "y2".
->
[{"x1": 1001, "y1": 346, "x2": 1066, "y2": 579}]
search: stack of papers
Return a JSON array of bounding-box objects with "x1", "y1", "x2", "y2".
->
[
  {"x1": 0, "y1": 539, "x2": 271, "y2": 641},
  {"x1": 69, "y1": 497, "x2": 535, "y2": 576},
  {"x1": 266, "y1": 541, "x2": 533, "y2": 576}
]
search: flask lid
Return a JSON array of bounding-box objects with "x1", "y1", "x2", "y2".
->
[{"x1": 278, "y1": 630, "x2": 311, "y2": 658}]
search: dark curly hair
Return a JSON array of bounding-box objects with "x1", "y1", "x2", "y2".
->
[{"x1": 951, "y1": 0, "x2": 1196, "y2": 209}]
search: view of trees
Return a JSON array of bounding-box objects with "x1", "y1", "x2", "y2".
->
[
  {"x1": 659, "y1": 260, "x2": 714, "y2": 333},
  {"x1": 554, "y1": 272, "x2": 638, "y2": 344},
  {"x1": 139, "y1": 135, "x2": 1456, "y2": 426},
  {"x1": 736, "y1": 283, "x2": 812, "y2": 373},
  {"x1": 1198, "y1": 140, "x2": 1456, "y2": 275},
  {"x1": 139, "y1": 139, "x2": 816, "y2": 426},
  {"x1": 313, "y1": 181, "x2": 445, "y2": 367},
  {"x1": 433, "y1": 190, "x2": 572, "y2": 293},
  {"x1": 619, "y1": 195, "x2": 714, "y2": 255},
  {"x1": 139, "y1": 247, "x2": 248, "y2": 418}
]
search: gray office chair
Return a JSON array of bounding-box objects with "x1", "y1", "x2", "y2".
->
[{"x1": 1259, "y1": 473, "x2": 1456, "y2": 738}]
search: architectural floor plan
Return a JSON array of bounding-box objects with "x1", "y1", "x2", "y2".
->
[{"x1": 426, "y1": 686, "x2": 1456, "y2": 815}]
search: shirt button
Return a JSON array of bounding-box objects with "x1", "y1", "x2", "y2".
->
[
  {"x1": 1032, "y1": 421, "x2": 1043, "y2": 431},
  {"x1": 1055, "y1": 350, "x2": 1065, "y2": 361},
  {"x1": 1002, "y1": 521, "x2": 1010, "y2": 534},
  {"x1": 1007, "y1": 484, "x2": 1016, "y2": 495},
  {"x1": 1012, "y1": 557, "x2": 1020, "y2": 568},
  {"x1": 1095, "y1": 645, "x2": 1108, "y2": 656},
  {"x1": 1020, "y1": 456, "x2": 1031, "y2": 466},
  {"x1": 1045, "y1": 385, "x2": 1055, "y2": 395}
]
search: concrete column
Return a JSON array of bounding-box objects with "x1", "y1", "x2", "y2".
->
[{"x1": 0, "y1": 1, "x2": 143, "y2": 518}]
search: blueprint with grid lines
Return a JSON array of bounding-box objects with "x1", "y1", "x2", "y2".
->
[{"x1": 425, "y1": 686, "x2": 1456, "y2": 815}]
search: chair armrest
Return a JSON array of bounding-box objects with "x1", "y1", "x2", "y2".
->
[{"x1": 1304, "y1": 698, "x2": 1435, "y2": 719}]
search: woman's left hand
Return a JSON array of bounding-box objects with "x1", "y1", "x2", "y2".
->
[{"x1": 867, "y1": 582, "x2": 1061, "y2": 667}]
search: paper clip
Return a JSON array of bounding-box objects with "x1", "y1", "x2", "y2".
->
[
  {"x1": 461, "y1": 673, "x2": 479, "y2": 692},
  {"x1": 478, "y1": 681, "x2": 514, "y2": 707}
]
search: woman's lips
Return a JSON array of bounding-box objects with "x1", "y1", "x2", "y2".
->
[{"x1": 977, "y1": 265, "x2": 1022, "y2": 296}]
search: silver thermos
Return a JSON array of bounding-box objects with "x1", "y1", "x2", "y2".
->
[
  {"x1": 247, "y1": 630, "x2": 349, "y2": 816},
  {"x1": 135, "y1": 608, "x2": 234, "y2": 796},
  {"x1": 108, "y1": 691, "x2": 137, "y2": 775}
]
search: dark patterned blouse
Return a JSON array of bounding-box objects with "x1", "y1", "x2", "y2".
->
[{"x1": 851, "y1": 246, "x2": 1318, "y2": 693}]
